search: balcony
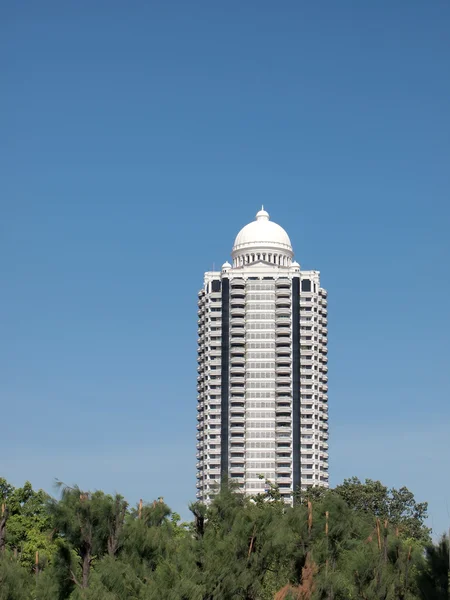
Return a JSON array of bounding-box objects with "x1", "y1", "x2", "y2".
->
[
  {"x1": 276, "y1": 288, "x2": 290, "y2": 297},
  {"x1": 231, "y1": 317, "x2": 245, "y2": 326},
  {"x1": 230, "y1": 355, "x2": 245, "y2": 364},
  {"x1": 276, "y1": 307, "x2": 291, "y2": 317},
  {"x1": 230, "y1": 371, "x2": 245, "y2": 381},
  {"x1": 276, "y1": 475, "x2": 292, "y2": 484},
  {"x1": 230, "y1": 297, "x2": 245, "y2": 305},
  {"x1": 230, "y1": 374, "x2": 245, "y2": 385},
  {"x1": 275, "y1": 382, "x2": 292, "y2": 395},
  {"x1": 276, "y1": 338, "x2": 291, "y2": 347},
  {"x1": 276, "y1": 454, "x2": 292, "y2": 462},
  {"x1": 230, "y1": 454, "x2": 245, "y2": 463},
  {"x1": 230, "y1": 285, "x2": 245, "y2": 294},
  {"x1": 230, "y1": 339, "x2": 245, "y2": 349},
  {"x1": 276, "y1": 330, "x2": 291, "y2": 339},
  {"x1": 276, "y1": 279, "x2": 291, "y2": 289},
  {"x1": 276, "y1": 365, "x2": 291, "y2": 375},
  {"x1": 230, "y1": 423, "x2": 245, "y2": 434},
  {"x1": 276, "y1": 465, "x2": 292, "y2": 474},
  {"x1": 230, "y1": 327, "x2": 245, "y2": 338},
  {"x1": 230, "y1": 306, "x2": 245, "y2": 317},
  {"x1": 229, "y1": 465, "x2": 245, "y2": 473},
  {"x1": 230, "y1": 414, "x2": 245, "y2": 424},
  {"x1": 301, "y1": 408, "x2": 314, "y2": 416},
  {"x1": 276, "y1": 416, "x2": 291, "y2": 426}
]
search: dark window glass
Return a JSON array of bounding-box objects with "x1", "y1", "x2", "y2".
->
[
  {"x1": 301, "y1": 279, "x2": 311, "y2": 292},
  {"x1": 211, "y1": 280, "x2": 221, "y2": 292}
]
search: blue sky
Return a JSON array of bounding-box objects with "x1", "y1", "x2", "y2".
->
[{"x1": 1, "y1": 1, "x2": 449, "y2": 533}]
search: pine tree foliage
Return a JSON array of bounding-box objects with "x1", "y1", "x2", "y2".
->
[{"x1": 0, "y1": 475, "x2": 447, "y2": 600}]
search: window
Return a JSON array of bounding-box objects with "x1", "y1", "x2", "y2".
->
[{"x1": 301, "y1": 279, "x2": 311, "y2": 292}]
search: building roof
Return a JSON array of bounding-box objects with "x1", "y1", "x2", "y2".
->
[{"x1": 232, "y1": 208, "x2": 293, "y2": 258}]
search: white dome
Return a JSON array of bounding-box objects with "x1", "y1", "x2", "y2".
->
[
  {"x1": 233, "y1": 209, "x2": 292, "y2": 251},
  {"x1": 231, "y1": 209, "x2": 293, "y2": 267}
]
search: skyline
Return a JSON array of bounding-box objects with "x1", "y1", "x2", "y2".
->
[{"x1": 1, "y1": 1, "x2": 449, "y2": 535}]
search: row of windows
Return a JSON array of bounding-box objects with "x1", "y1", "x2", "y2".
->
[
  {"x1": 246, "y1": 462, "x2": 276, "y2": 469},
  {"x1": 245, "y1": 302, "x2": 275, "y2": 309},
  {"x1": 246, "y1": 294, "x2": 275, "y2": 301},
  {"x1": 247, "y1": 441, "x2": 276, "y2": 448},
  {"x1": 247, "y1": 332, "x2": 276, "y2": 339},
  {"x1": 246, "y1": 431, "x2": 276, "y2": 438},
  {"x1": 246, "y1": 361, "x2": 276, "y2": 369},
  {"x1": 245, "y1": 482, "x2": 272, "y2": 489},
  {"x1": 246, "y1": 472, "x2": 275, "y2": 479},
  {"x1": 246, "y1": 391, "x2": 276, "y2": 398},
  {"x1": 247, "y1": 382, "x2": 276, "y2": 388},
  {"x1": 247, "y1": 451, "x2": 276, "y2": 458},
  {"x1": 247, "y1": 421, "x2": 279, "y2": 428},
  {"x1": 246, "y1": 401, "x2": 276, "y2": 408},
  {"x1": 247, "y1": 322, "x2": 276, "y2": 329},
  {"x1": 247, "y1": 341, "x2": 276, "y2": 348},
  {"x1": 246, "y1": 411, "x2": 275, "y2": 418},
  {"x1": 246, "y1": 312, "x2": 276, "y2": 320},
  {"x1": 246, "y1": 284, "x2": 275, "y2": 291},
  {"x1": 247, "y1": 352, "x2": 276, "y2": 359},
  {"x1": 247, "y1": 372, "x2": 275, "y2": 379}
]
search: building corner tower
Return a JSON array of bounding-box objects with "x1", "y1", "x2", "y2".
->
[{"x1": 196, "y1": 209, "x2": 329, "y2": 504}]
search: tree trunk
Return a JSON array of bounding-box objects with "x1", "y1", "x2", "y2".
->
[
  {"x1": 0, "y1": 505, "x2": 7, "y2": 552},
  {"x1": 81, "y1": 549, "x2": 91, "y2": 588}
]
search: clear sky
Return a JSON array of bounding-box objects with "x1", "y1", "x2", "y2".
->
[{"x1": 1, "y1": 1, "x2": 449, "y2": 534}]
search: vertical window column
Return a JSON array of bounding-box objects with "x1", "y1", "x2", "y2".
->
[
  {"x1": 292, "y1": 276, "x2": 301, "y2": 496},
  {"x1": 220, "y1": 276, "x2": 230, "y2": 481}
]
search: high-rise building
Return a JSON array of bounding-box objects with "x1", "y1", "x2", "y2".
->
[{"x1": 196, "y1": 209, "x2": 329, "y2": 504}]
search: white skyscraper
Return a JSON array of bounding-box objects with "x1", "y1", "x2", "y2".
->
[{"x1": 196, "y1": 209, "x2": 329, "y2": 504}]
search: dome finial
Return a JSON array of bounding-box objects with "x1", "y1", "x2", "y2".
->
[{"x1": 256, "y1": 207, "x2": 269, "y2": 221}]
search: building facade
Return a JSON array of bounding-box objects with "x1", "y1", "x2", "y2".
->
[{"x1": 196, "y1": 209, "x2": 329, "y2": 504}]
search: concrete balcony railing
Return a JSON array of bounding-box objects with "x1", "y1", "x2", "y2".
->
[
  {"x1": 230, "y1": 454, "x2": 245, "y2": 463},
  {"x1": 276, "y1": 288, "x2": 290, "y2": 297}
]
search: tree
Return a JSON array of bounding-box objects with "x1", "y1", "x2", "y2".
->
[
  {"x1": 0, "y1": 478, "x2": 56, "y2": 570},
  {"x1": 0, "y1": 551, "x2": 32, "y2": 600},
  {"x1": 333, "y1": 478, "x2": 430, "y2": 542},
  {"x1": 417, "y1": 534, "x2": 449, "y2": 600},
  {"x1": 49, "y1": 484, "x2": 126, "y2": 590}
]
